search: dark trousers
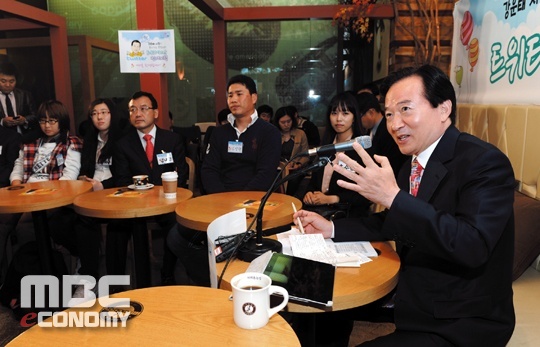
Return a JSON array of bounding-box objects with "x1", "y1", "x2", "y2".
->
[
  {"x1": 166, "y1": 224, "x2": 210, "y2": 286},
  {"x1": 49, "y1": 208, "x2": 101, "y2": 279},
  {"x1": 106, "y1": 213, "x2": 177, "y2": 280}
]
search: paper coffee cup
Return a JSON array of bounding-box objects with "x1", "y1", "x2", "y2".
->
[{"x1": 161, "y1": 171, "x2": 178, "y2": 198}]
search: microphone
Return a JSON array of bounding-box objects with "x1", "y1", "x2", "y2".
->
[{"x1": 307, "y1": 136, "x2": 372, "y2": 157}]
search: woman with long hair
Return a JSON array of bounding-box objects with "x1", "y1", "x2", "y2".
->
[
  {"x1": 302, "y1": 92, "x2": 371, "y2": 219},
  {"x1": 273, "y1": 106, "x2": 309, "y2": 196}
]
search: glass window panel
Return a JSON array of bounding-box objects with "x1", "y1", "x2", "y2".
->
[{"x1": 228, "y1": 19, "x2": 337, "y2": 126}]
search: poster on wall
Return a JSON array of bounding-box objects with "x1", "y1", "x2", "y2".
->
[
  {"x1": 451, "y1": 0, "x2": 540, "y2": 105},
  {"x1": 118, "y1": 30, "x2": 175, "y2": 73}
]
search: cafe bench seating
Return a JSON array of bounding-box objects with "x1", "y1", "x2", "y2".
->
[{"x1": 456, "y1": 103, "x2": 540, "y2": 346}]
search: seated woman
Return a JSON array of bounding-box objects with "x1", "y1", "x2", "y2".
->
[
  {"x1": 10, "y1": 100, "x2": 82, "y2": 185},
  {"x1": 302, "y1": 92, "x2": 371, "y2": 219},
  {"x1": 273, "y1": 106, "x2": 309, "y2": 196},
  {"x1": 3, "y1": 100, "x2": 82, "y2": 249},
  {"x1": 49, "y1": 98, "x2": 123, "y2": 294}
]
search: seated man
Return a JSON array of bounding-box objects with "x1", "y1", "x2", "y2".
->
[
  {"x1": 294, "y1": 65, "x2": 515, "y2": 346},
  {"x1": 168, "y1": 75, "x2": 281, "y2": 286},
  {"x1": 110, "y1": 91, "x2": 188, "y2": 285}
]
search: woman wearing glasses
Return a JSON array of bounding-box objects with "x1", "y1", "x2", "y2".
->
[
  {"x1": 10, "y1": 100, "x2": 82, "y2": 184},
  {"x1": 78, "y1": 98, "x2": 123, "y2": 191},
  {"x1": 1, "y1": 101, "x2": 82, "y2": 276},
  {"x1": 48, "y1": 98, "x2": 124, "y2": 301}
]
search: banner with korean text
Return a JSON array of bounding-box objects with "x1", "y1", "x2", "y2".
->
[
  {"x1": 118, "y1": 30, "x2": 175, "y2": 73},
  {"x1": 451, "y1": 0, "x2": 540, "y2": 105}
]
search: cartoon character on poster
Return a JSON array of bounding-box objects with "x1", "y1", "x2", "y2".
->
[{"x1": 128, "y1": 40, "x2": 143, "y2": 57}]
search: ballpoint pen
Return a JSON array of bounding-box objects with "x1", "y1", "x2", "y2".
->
[{"x1": 291, "y1": 202, "x2": 305, "y2": 234}]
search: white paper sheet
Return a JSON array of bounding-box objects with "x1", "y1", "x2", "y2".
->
[{"x1": 207, "y1": 208, "x2": 247, "y2": 288}]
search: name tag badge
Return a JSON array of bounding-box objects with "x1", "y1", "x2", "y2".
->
[
  {"x1": 56, "y1": 154, "x2": 65, "y2": 166},
  {"x1": 228, "y1": 141, "x2": 243, "y2": 154},
  {"x1": 157, "y1": 152, "x2": 174, "y2": 165}
]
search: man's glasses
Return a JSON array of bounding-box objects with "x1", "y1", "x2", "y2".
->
[
  {"x1": 91, "y1": 111, "x2": 110, "y2": 117},
  {"x1": 38, "y1": 119, "x2": 58, "y2": 125},
  {"x1": 129, "y1": 106, "x2": 154, "y2": 114}
]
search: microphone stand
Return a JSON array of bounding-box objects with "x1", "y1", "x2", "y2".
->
[{"x1": 237, "y1": 157, "x2": 331, "y2": 262}]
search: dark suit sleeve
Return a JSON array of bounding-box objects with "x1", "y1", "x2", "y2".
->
[
  {"x1": 112, "y1": 138, "x2": 135, "y2": 187},
  {"x1": 101, "y1": 176, "x2": 116, "y2": 189},
  {"x1": 382, "y1": 148, "x2": 514, "y2": 268}
]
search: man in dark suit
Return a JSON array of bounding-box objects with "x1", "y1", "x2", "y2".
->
[
  {"x1": 0, "y1": 62, "x2": 38, "y2": 143},
  {"x1": 294, "y1": 65, "x2": 515, "y2": 346},
  {"x1": 357, "y1": 91, "x2": 409, "y2": 176},
  {"x1": 110, "y1": 90, "x2": 188, "y2": 285}
]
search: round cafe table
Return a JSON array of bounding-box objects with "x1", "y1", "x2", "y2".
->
[
  {"x1": 73, "y1": 186, "x2": 192, "y2": 288},
  {"x1": 217, "y1": 240, "x2": 399, "y2": 346},
  {"x1": 0, "y1": 180, "x2": 93, "y2": 275},
  {"x1": 217, "y1": 241, "x2": 399, "y2": 313},
  {"x1": 7, "y1": 286, "x2": 301, "y2": 347},
  {"x1": 175, "y1": 191, "x2": 302, "y2": 232}
]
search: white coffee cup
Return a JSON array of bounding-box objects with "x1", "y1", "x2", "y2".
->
[
  {"x1": 133, "y1": 175, "x2": 149, "y2": 186},
  {"x1": 161, "y1": 171, "x2": 178, "y2": 199},
  {"x1": 231, "y1": 272, "x2": 289, "y2": 330}
]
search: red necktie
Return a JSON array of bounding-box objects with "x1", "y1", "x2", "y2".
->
[
  {"x1": 410, "y1": 158, "x2": 423, "y2": 197},
  {"x1": 143, "y1": 134, "x2": 154, "y2": 167}
]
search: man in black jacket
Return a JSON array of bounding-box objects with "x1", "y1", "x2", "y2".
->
[
  {"x1": 294, "y1": 65, "x2": 515, "y2": 346},
  {"x1": 0, "y1": 62, "x2": 37, "y2": 143}
]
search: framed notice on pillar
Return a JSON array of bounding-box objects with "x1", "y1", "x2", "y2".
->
[{"x1": 118, "y1": 30, "x2": 175, "y2": 73}]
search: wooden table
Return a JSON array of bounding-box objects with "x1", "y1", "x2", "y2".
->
[
  {"x1": 8, "y1": 286, "x2": 301, "y2": 347},
  {"x1": 0, "y1": 180, "x2": 93, "y2": 275},
  {"x1": 73, "y1": 186, "x2": 192, "y2": 287},
  {"x1": 175, "y1": 191, "x2": 302, "y2": 231},
  {"x1": 217, "y1": 241, "x2": 400, "y2": 313}
]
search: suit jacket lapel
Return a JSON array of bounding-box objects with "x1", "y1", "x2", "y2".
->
[
  {"x1": 130, "y1": 129, "x2": 151, "y2": 170},
  {"x1": 416, "y1": 126, "x2": 459, "y2": 201}
]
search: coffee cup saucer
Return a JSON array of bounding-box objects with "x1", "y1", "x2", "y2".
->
[{"x1": 128, "y1": 183, "x2": 154, "y2": 190}]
